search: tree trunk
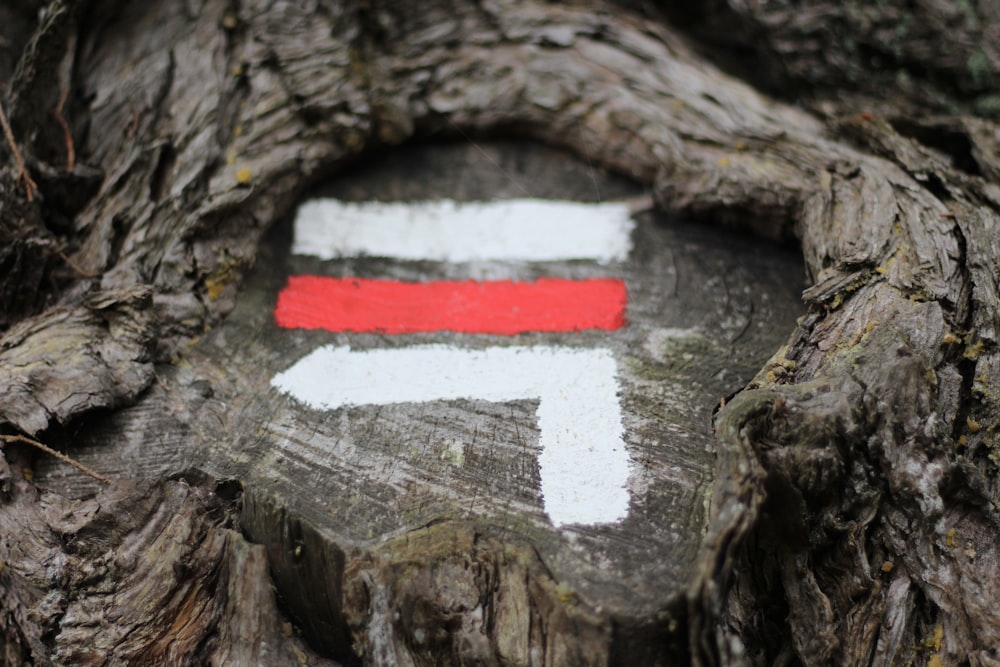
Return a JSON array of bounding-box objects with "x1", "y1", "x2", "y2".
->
[{"x1": 1, "y1": 1, "x2": 998, "y2": 665}]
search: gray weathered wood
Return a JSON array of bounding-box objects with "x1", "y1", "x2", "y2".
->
[{"x1": 2, "y1": 0, "x2": 999, "y2": 665}]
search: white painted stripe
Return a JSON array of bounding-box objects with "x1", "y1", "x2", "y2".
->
[
  {"x1": 271, "y1": 345, "x2": 631, "y2": 527},
  {"x1": 292, "y1": 199, "x2": 635, "y2": 264}
]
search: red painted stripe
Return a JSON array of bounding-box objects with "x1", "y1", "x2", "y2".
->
[{"x1": 275, "y1": 276, "x2": 627, "y2": 334}]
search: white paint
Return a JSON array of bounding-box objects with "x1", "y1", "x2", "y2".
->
[
  {"x1": 292, "y1": 199, "x2": 635, "y2": 264},
  {"x1": 271, "y1": 345, "x2": 631, "y2": 527}
]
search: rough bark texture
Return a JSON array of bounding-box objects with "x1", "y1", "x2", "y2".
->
[{"x1": 2, "y1": 0, "x2": 999, "y2": 665}]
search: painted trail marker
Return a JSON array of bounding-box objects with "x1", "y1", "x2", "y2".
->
[
  {"x1": 272, "y1": 345, "x2": 629, "y2": 526},
  {"x1": 274, "y1": 276, "x2": 627, "y2": 334},
  {"x1": 272, "y1": 198, "x2": 636, "y2": 527},
  {"x1": 292, "y1": 198, "x2": 635, "y2": 263},
  {"x1": 33, "y1": 142, "x2": 809, "y2": 644}
]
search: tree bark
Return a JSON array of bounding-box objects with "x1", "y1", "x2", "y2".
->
[{"x1": 1, "y1": 1, "x2": 999, "y2": 665}]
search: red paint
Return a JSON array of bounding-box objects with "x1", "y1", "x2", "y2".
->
[{"x1": 275, "y1": 276, "x2": 627, "y2": 334}]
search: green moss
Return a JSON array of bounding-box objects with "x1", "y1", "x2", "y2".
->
[
  {"x1": 974, "y1": 94, "x2": 1000, "y2": 118},
  {"x1": 626, "y1": 331, "x2": 720, "y2": 383},
  {"x1": 955, "y1": 0, "x2": 980, "y2": 29},
  {"x1": 890, "y1": 16, "x2": 912, "y2": 59},
  {"x1": 967, "y1": 49, "x2": 993, "y2": 91}
]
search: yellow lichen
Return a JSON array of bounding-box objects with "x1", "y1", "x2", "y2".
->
[
  {"x1": 235, "y1": 167, "x2": 253, "y2": 185},
  {"x1": 205, "y1": 276, "x2": 227, "y2": 302},
  {"x1": 880, "y1": 561, "x2": 894, "y2": 573},
  {"x1": 921, "y1": 626, "x2": 944, "y2": 660},
  {"x1": 946, "y1": 529, "x2": 956, "y2": 547},
  {"x1": 877, "y1": 254, "x2": 899, "y2": 276},
  {"x1": 942, "y1": 332, "x2": 963, "y2": 345},
  {"x1": 967, "y1": 417, "x2": 982, "y2": 434},
  {"x1": 205, "y1": 256, "x2": 242, "y2": 303},
  {"x1": 964, "y1": 339, "x2": 984, "y2": 360}
]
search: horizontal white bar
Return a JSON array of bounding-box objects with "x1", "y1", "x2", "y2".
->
[
  {"x1": 271, "y1": 345, "x2": 631, "y2": 527},
  {"x1": 292, "y1": 199, "x2": 635, "y2": 264}
]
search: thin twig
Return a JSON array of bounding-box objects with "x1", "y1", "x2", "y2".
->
[
  {"x1": 1, "y1": 434, "x2": 112, "y2": 485},
  {"x1": 56, "y1": 84, "x2": 70, "y2": 115},
  {"x1": 50, "y1": 85, "x2": 76, "y2": 170},
  {"x1": 0, "y1": 100, "x2": 38, "y2": 202},
  {"x1": 57, "y1": 250, "x2": 101, "y2": 278},
  {"x1": 48, "y1": 113, "x2": 75, "y2": 171},
  {"x1": 126, "y1": 104, "x2": 140, "y2": 139}
]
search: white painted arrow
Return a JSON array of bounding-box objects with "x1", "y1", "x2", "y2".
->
[{"x1": 271, "y1": 345, "x2": 631, "y2": 527}]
